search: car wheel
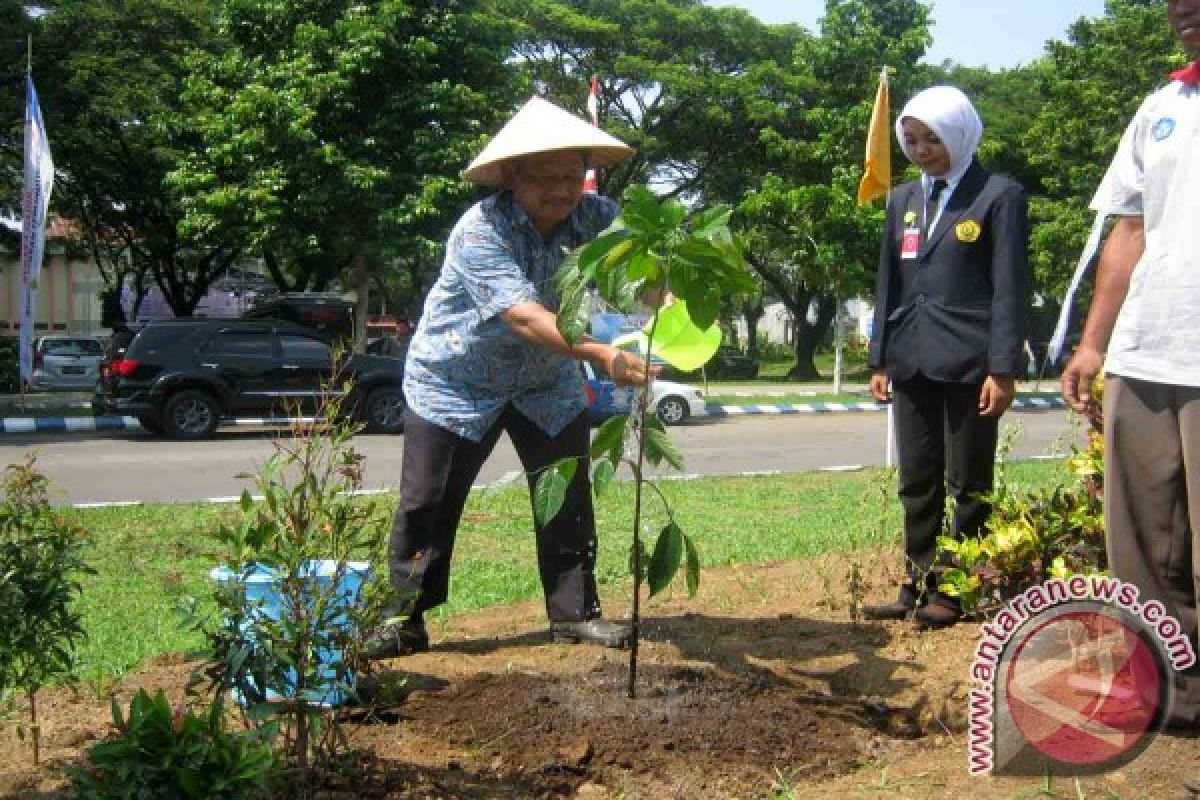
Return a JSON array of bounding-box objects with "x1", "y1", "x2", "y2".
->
[
  {"x1": 162, "y1": 390, "x2": 220, "y2": 440},
  {"x1": 363, "y1": 386, "x2": 406, "y2": 434},
  {"x1": 656, "y1": 395, "x2": 689, "y2": 426},
  {"x1": 136, "y1": 415, "x2": 163, "y2": 435}
]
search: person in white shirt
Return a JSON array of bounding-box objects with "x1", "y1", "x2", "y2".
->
[{"x1": 1062, "y1": 0, "x2": 1200, "y2": 744}]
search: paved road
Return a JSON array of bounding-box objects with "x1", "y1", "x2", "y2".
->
[{"x1": 0, "y1": 407, "x2": 1084, "y2": 506}]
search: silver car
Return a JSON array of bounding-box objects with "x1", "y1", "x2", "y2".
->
[{"x1": 30, "y1": 334, "x2": 106, "y2": 391}]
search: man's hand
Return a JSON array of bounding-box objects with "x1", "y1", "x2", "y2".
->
[
  {"x1": 979, "y1": 375, "x2": 1015, "y2": 417},
  {"x1": 869, "y1": 370, "x2": 892, "y2": 403},
  {"x1": 1061, "y1": 346, "x2": 1104, "y2": 416},
  {"x1": 606, "y1": 348, "x2": 658, "y2": 387}
]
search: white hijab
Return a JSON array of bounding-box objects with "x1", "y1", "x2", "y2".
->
[{"x1": 894, "y1": 85, "x2": 983, "y2": 181}]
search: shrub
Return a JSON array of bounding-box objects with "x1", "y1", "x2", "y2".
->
[
  {"x1": 71, "y1": 689, "x2": 275, "y2": 799},
  {"x1": 0, "y1": 454, "x2": 93, "y2": 765},
  {"x1": 939, "y1": 398, "x2": 1106, "y2": 611},
  {"x1": 186, "y1": 376, "x2": 394, "y2": 780}
]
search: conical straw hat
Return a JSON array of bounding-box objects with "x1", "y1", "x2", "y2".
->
[{"x1": 463, "y1": 96, "x2": 635, "y2": 185}]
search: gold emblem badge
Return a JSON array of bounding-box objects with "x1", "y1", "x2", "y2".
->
[
  {"x1": 956, "y1": 219, "x2": 982, "y2": 243},
  {"x1": 903, "y1": 210, "x2": 918, "y2": 226}
]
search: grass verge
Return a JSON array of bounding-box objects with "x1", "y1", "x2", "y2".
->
[{"x1": 63, "y1": 460, "x2": 1070, "y2": 687}]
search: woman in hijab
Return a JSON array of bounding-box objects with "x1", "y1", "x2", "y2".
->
[{"x1": 863, "y1": 85, "x2": 1029, "y2": 630}]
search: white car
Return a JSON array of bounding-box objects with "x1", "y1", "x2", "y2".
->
[
  {"x1": 651, "y1": 378, "x2": 707, "y2": 425},
  {"x1": 580, "y1": 361, "x2": 706, "y2": 425},
  {"x1": 29, "y1": 334, "x2": 106, "y2": 391}
]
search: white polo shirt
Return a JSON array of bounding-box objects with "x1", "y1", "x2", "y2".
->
[{"x1": 1092, "y1": 78, "x2": 1200, "y2": 387}]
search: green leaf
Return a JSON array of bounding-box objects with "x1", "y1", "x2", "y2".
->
[
  {"x1": 619, "y1": 185, "x2": 665, "y2": 234},
  {"x1": 689, "y1": 205, "x2": 733, "y2": 238},
  {"x1": 647, "y1": 523, "x2": 684, "y2": 596},
  {"x1": 533, "y1": 459, "x2": 576, "y2": 527},
  {"x1": 686, "y1": 291, "x2": 722, "y2": 331},
  {"x1": 590, "y1": 414, "x2": 628, "y2": 465},
  {"x1": 683, "y1": 532, "x2": 701, "y2": 597},
  {"x1": 555, "y1": 259, "x2": 590, "y2": 345},
  {"x1": 592, "y1": 460, "x2": 616, "y2": 497},
  {"x1": 629, "y1": 536, "x2": 648, "y2": 583},
  {"x1": 644, "y1": 419, "x2": 685, "y2": 471},
  {"x1": 612, "y1": 300, "x2": 721, "y2": 372},
  {"x1": 577, "y1": 229, "x2": 631, "y2": 274}
]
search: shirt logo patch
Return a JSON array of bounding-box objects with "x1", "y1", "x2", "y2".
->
[
  {"x1": 1153, "y1": 117, "x2": 1176, "y2": 141},
  {"x1": 956, "y1": 219, "x2": 982, "y2": 243}
]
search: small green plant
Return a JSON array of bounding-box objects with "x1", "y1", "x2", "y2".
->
[
  {"x1": 187, "y1": 376, "x2": 394, "y2": 780},
  {"x1": 71, "y1": 689, "x2": 276, "y2": 799},
  {"x1": 536, "y1": 185, "x2": 756, "y2": 696},
  {"x1": 938, "y1": 417, "x2": 1106, "y2": 610},
  {"x1": 0, "y1": 453, "x2": 93, "y2": 765}
]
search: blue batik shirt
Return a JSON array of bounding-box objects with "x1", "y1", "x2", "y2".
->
[{"x1": 404, "y1": 191, "x2": 620, "y2": 442}]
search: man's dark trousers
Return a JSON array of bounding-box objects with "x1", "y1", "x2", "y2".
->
[
  {"x1": 893, "y1": 373, "x2": 998, "y2": 602},
  {"x1": 390, "y1": 406, "x2": 600, "y2": 623}
]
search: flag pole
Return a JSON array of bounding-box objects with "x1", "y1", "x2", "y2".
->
[{"x1": 20, "y1": 35, "x2": 31, "y2": 410}]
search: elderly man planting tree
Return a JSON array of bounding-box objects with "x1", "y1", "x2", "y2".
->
[{"x1": 367, "y1": 97, "x2": 652, "y2": 659}]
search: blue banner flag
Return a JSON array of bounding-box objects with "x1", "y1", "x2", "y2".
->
[{"x1": 19, "y1": 75, "x2": 55, "y2": 385}]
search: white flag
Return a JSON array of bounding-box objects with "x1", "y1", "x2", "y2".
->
[{"x1": 19, "y1": 75, "x2": 54, "y2": 385}]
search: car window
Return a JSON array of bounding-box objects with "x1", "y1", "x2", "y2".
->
[
  {"x1": 204, "y1": 330, "x2": 275, "y2": 358},
  {"x1": 42, "y1": 338, "x2": 103, "y2": 356},
  {"x1": 279, "y1": 333, "x2": 332, "y2": 361}
]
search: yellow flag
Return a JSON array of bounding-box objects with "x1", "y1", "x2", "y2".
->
[{"x1": 857, "y1": 68, "x2": 891, "y2": 206}]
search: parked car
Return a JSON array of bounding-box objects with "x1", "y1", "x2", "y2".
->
[
  {"x1": 93, "y1": 318, "x2": 406, "y2": 439},
  {"x1": 660, "y1": 345, "x2": 758, "y2": 381},
  {"x1": 243, "y1": 292, "x2": 355, "y2": 342},
  {"x1": 29, "y1": 334, "x2": 106, "y2": 391},
  {"x1": 580, "y1": 362, "x2": 706, "y2": 426},
  {"x1": 705, "y1": 346, "x2": 759, "y2": 379}
]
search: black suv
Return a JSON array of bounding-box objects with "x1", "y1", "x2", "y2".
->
[{"x1": 93, "y1": 318, "x2": 406, "y2": 439}]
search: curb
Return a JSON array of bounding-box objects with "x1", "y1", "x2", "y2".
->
[
  {"x1": 703, "y1": 395, "x2": 1065, "y2": 417},
  {"x1": 1, "y1": 397, "x2": 1067, "y2": 435}
]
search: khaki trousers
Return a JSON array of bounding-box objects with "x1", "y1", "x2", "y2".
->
[{"x1": 1105, "y1": 375, "x2": 1200, "y2": 726}]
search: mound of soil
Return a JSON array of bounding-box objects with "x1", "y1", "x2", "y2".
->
[{"x1": 2, "y1": 555, "x2": 1197, "y2": 799}]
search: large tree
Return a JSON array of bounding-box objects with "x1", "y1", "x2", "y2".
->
[
  {"x1": 30, "y1": 0, "x2": 239, "y2": 316},
  {"x1": 1023, "y1": 0, "x2": 1182, "y2": 325},
  {"x1": 493, "y1": 0, "x2": 804, "y2": 199},
  {"x1": 733, "y1": 0, "x2": 931, "y2": 378},
  {"x1": 171, "y1": 0, "x2": 518, "y2": 328},
  {"x1": 0, "y1": 2, "x2": 48, "y2": 256}
]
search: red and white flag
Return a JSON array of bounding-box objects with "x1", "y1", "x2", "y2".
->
[{"x1": 582, "y1": 75, "x2": 600, "y2": 193}]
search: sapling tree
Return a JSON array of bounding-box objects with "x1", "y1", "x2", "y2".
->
[
  {"x1": 188, "y1": 371, "x2": 395, "y2": 780},
  {"x1": 535, "y1": 186, "x2": 756, "y2": 696},
  {"x1": 0, "y1": 454, "x2": 93, "y2": 765}
]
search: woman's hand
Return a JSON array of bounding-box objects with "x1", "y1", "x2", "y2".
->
[
  {"x1": 869, "y1": 370, "x2": 892, "y2": 403},
  {"x1": 978, "y1": 375, "x2": 1015, "y2": 417}
]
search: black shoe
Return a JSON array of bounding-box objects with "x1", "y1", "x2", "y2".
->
[
  {"x1": 364, "y1": 614, "x2": 429, "y2": 660},
  {"x1": 550, "y1": 618, "x2": 631, "y2": 648},
  {"x1": 914, "y1": 599, "x2": 961, "y2": 630},
  {"x1": 862, "y1": 601, "x2": 916, "y2": 621}
]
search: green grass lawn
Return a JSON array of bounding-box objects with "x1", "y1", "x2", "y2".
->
[{"x1": 63, "y1": 460, "x2": 1071, "y2": 688}]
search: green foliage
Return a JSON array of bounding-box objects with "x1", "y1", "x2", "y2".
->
[
  {"x1": 32, "y1": 0, "x2": 240, "y2": 314},
  {"x1": 171, "y1": 0, "x2": 518, "y2": 301},
  {"x1": 188, "y1": 385, "x2": 393, "y2": 776},
  {"x1": 938, "y1": 423, "x2": 1106, "y2": 610},
  {"x1": 1024, "y1": 0, "x2": 1183, "y2": 301},
  {"x1": 0, "y1": 454, "x2": 93, "y2": 764},
  {"x1": 71, "y1": 689, "x2": 276, "y2": 800}
]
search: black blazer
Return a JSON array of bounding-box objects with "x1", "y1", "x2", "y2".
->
[{"x1": 867, "y1": 160, "x2": 1028, "y2": 384}]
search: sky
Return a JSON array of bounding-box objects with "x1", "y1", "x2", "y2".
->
[{"x1": 709, "y1": 0, "x2": 1109, "y2": 70}]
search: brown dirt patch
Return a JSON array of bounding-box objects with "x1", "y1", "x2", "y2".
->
[{"x1": 2, "y1": 553, "x2": 1197, "y2": 799}]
